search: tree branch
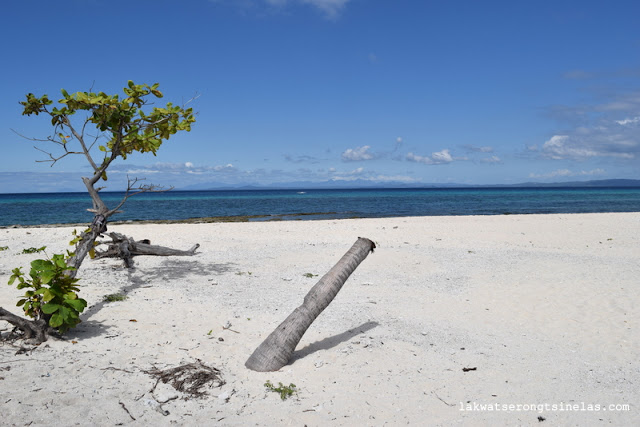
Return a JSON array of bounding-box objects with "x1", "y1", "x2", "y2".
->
[
  {"x1": 64, "y1": 117, "x2": 99, "y2": 171},
  {"x1": 106, "y1": 177, "x2": 173, "y2": 217},
  {"x1": 32, "y1": 145, "x2": 84, "y2": 166}
]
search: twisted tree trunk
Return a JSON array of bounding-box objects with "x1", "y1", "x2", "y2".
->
[
  {"x1": 245, "y1": 237, "x2": 375, "y2": 372},
  {"x1": 94, "y1": 232, "x2": 200, "y2": 268},
  {"x1": 0, "y1": 308, "x2": 53, "y2": 344}
]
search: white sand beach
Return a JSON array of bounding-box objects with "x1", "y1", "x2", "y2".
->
[{"x1": 1, "y1": 213, "x2": 638, "y2": 426}]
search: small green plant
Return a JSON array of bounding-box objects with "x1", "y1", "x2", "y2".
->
[
  {"x1": 21, "y1": 246, "x2": 47, "y2": 254},
  {"x1": 8, "y1": 253, "x2": 87, "y2": 333},
  {"x1": 264, "y1": 380, "x2": 298, "y2": 400},
  {"x1": 303, "y1": 273, "x2": 317, "y2": 278},
  {"x1": 103, "y1": 293, "x2": 127, "y2": 302},
  {"x1": 0, "y1": 246, "x2": 9, "y2": 251}
]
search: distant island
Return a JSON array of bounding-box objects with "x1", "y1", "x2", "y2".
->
[{"x1": 178, "y1": 178, "x2": 640, "y2": 191}]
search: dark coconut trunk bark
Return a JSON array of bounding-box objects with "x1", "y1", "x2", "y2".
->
[{"x1": 245, "y1": 237, "x2": 375, "y2": 372}]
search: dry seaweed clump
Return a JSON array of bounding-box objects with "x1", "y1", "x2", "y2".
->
[{"x1": 145, "y1": 360, "x2": 225, "y2": 398}]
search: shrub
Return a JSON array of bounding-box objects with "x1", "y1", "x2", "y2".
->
[
  {"x1": 21, "y1": 246, "x2": 47, "y2": 254},
  {"x1": 8, "y1": 253, "x2": 87, "y2": 333},
  {"x1": 103, "y1": 293, "x2": 127, "y2": 302},
  {"x1": 264, "y1": 380, "x2": 298, "y2": 400}
]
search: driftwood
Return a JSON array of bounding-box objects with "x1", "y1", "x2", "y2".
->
[
  {"x1": 245, "y1": 237, "x2": 375, "y2": 372},
  {"x1": 0, "y1": 308, "x2": 54, "y2": 344},
  {"x1": 95, "y1": 232, "x2": 199, "y2": 268}
]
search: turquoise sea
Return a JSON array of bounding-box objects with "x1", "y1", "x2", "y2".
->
[{"x1": 1, "y1": 187, "x2": 640, "y2": 226}]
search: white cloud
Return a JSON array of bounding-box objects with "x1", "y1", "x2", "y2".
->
[
  {"x1": 328, "y1": 166, "x2": 419, "y2": 184},
  {"x1": 342, "y1": 145, "x2": 375, "y2": 161},
  {"x1": 480, "y1": 155, "x2": 502, "y2": 164},
  {"x1": 528, "y1": 168, "x2": 606, "y2": 179},
  {"x1": 284, "y1": 154, "x2": 322, "y2": 164},
  {"x1": 432, "y1": 149, "x2": 454, "y2": 163},
  {"x1": 370, "y1": 174, "x2": 419, "y2": 183},
  {"x1": 463, "y1": 144, "x2": 494, "y2": 153},
  {"x1": 110, "y1": 162, "x2": 237, "y2": 175},
  {"x1": 301, "y1": 0, "x2": 350, "y2": 18},
  {"x1": 406, "y1": 149, "x2": 454, "y2": 165},
  {"x1": 392, "y1": 137, "x2": 403, "y2": 153},
  {"x1": 226, "y1": 0, "x2": 351, "y2": 18},
  {"x1": 541, "y1": 134, "x2": 636, "y2": 160},
  {"x1": 331, "y1": 167, "x2": 364, "y2": 180},
  {"x1": 213, "y1": 163, "x2": 235, "y2": 171},
  {"x1": 541, "y1": 89, "x2": 640, "y2": 161},
  {"x1": 616, "y1": 116, "x2": 640, "y2": 126}
]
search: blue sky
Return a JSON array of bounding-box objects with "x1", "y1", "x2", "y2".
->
[{"x1": 1, "y1": 0, "x2": 639, "y2": 192}]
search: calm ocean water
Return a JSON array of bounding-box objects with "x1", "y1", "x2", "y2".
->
[{"x1": 1, "y1": 187, "x2": 640, "y2": 226}]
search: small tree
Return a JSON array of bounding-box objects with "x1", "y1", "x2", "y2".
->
[
  {"x1": 1, "y1": 81, "x2": 196, "y2": 343},
  {"x1": 19, "y1": 81, "x2": 196, "y2": 272}
]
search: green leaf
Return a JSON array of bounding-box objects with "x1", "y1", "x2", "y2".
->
[
  {"x1": 39, "y1": 270, "x2": 56, "y2": 284},
  {"x1": 16, "y1": 299, "x2": 27, "y2": 307},
  {"x1": 58, "y1": 306, "x2": 70, "y2": 321},
  {"x1": 41, "y1": 303, "x2": 61, "y2": 314},
  {"x1": 65, "y1": 299, "x2": 86, "y2": 312},
  {"x1": 31, "y1": 259, "x2": 53, "y2": 270},
  {"x1": 49, "y1": 313, "x2": 63, "y2": 328},
  {"x1": 54, "y1": 256, "x2": 67, "y2": 268},
  {"x1": 42, "y1": 289, "x2": 55, "y2": 302}
]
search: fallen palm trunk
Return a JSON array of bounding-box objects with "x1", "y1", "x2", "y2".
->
[
  {"x1": 95, "y1": 232, "x2": 199, "y2": 268},
  {"x1": 245, "y1": 237, "x2": 376, "y2": 372}
]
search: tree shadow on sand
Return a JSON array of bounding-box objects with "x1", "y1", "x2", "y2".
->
[
  {"x1": 68, "y1": 258, "x2": 236, "y2": 340},
  {"x1": 289, "y1": 320, "x2": 379, "y2": 365}
]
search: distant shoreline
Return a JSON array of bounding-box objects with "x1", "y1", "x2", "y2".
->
[
  {"x1": 0, "y1": 212, "x2": 343, "y2": 228},
  {"x1": 1, "y1": 178, "x2": 640, "y2": 195},
  {"x1": 3, "y1": 210, "x2": 639, "y2": 229}
]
